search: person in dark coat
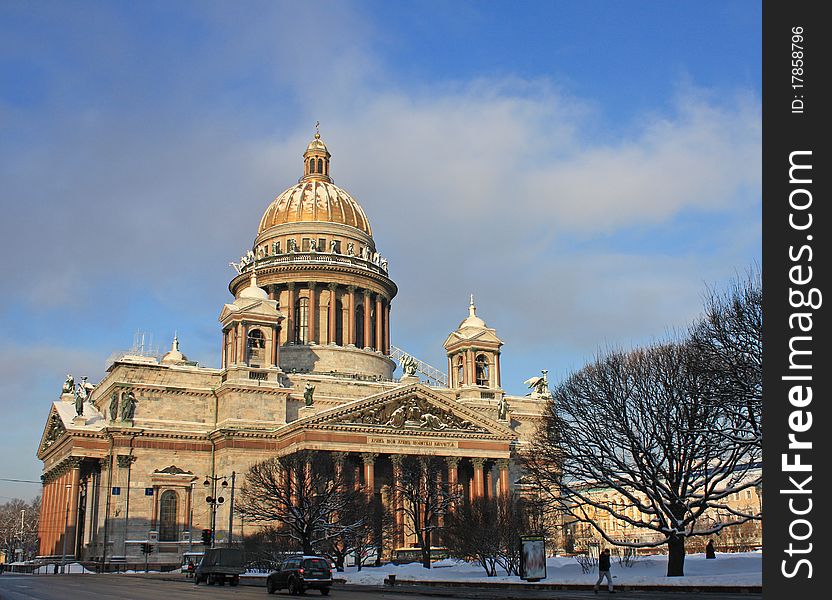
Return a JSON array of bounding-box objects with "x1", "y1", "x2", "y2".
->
[
  {"x1": 706, "y1": 540, "x2": 716, "y2": 559},
  {"x1": 594, "y1": 548, "x2": 615, "y2": 593}
]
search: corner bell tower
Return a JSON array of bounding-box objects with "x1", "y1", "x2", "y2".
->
[{"x1": 443, "y1": 296, "x2": 503, "y2": 392}]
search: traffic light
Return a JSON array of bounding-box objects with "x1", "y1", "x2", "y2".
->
[
  {"x1": 140, "y1": 542, "x2": 153, "y2": 554},
  {"x1": 201, "y1": 528, "x2": 212, "y2": 546}
]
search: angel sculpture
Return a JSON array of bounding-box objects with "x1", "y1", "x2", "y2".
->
[
  {"x1": 497, "y1": 396, "x2": 509, "y2": 421},
  {"x1": 524, "y1": 369, "x2": 552, "y2": 398},
  {"x1": 399, "y1": 354, "x2": 418, "y2": 377},
  {"x1": 109, "y1": 390, "x2": 120, "y2": 421}
]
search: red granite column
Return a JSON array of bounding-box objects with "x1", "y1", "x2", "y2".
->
[
  {"x1": 327, "y1": 284, "x2": 337, "y2": 344},
  {"x1": 362, "y1": 291, "x2": 372, "y2": 349},
  {"x1": 307, "y1": 283, "x2": 317, "y2": 344},
  {"x1": 347, "y1": 286, "x2": 356, "y2": 346},
  {"x1": 375, "y1": 295, "x2": 383, "y2": 351},
  {"x1": 390, "y1": 455, "x2": 404, "y2": 547},
  {"x1": 362, "y1": 453, "x2": 377, "y2": 499},
  {"x1": 472, "y1": 458, "x2": 485, "y2": 499},
  {"x1": 485, "y1": 463, "x2": 494, "y2": 500},
  {"x1": 384, "y1": 302, "x2": 391, "y2": 354},
  {"x1": 498, "y1": 459, "x2": 510, "y2": 499}
]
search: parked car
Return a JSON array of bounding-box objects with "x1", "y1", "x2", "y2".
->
[
  {"x1": 194, "y1": 547, "x2": 245, "y2": 586},
  {"x1": 267, "y1": 555, "x2": 333, "y2": 595}
]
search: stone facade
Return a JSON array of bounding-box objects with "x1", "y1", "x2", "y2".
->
[{"x1": 35, "y1": 132, "x2": 549, "y2": 566}]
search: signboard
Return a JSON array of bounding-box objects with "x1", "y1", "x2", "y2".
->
[
  {"x1": 145, "y1": 487, "x2": 154, "y2": 496},
  {"x1": 519, "y1": 535, "x2": 547, "y2": 581},
  {"x1": 111, "y1": 487, "x2": 121, "y2": 496}
]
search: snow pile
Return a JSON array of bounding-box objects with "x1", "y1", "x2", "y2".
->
[
  {"x1": 340, "y1": 552, "x2": 761, "y2": 587},
  {"x1": 32, "y1": 562, "x2": 94, "y2": 574}
]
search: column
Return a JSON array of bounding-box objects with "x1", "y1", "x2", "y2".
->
[
  {"x1": 271, "y1": 325, "x2": 280, "y2": 367},
  {"x1": 236, "y1": 322, "x2": 247, "y2": 364},
  {"x1": 485, "y1": 463, "x2": 494, "y2": 500},
  {"x1": 497, "y1": 459, "x2": 510, "y2": 498},
  {"x1": 471, "y1": 458, "x2": 485, "y2": 500},
  {"x1": 384, "y1": 302, "x2": 391, "y2": 354},
  {"x1": 375, "y1": 295, "x2": 383, "y2": 352},
  {"x1": 307, "y1": 282, "x2": 317, "y2": 344},
  {"x1": 347, "y1": 286, "x2": 356, "y2": 346},
  {"x1": 327, "y1": 283, "x2": 337, "y2": 345},
  {"x1": 221, "y1": 330, "x2": 227, "y2": 369},
  {"x1": 362, "y1": 453, "x2": 377, "y2": 498},
  {"x1": 495, "y1": 353, "x2": 502, "y2": 388},
  {"x1": 286, "y1": 283, "x2": 296, "y2": 344},
  {"x1": 362, "y1": 291, "x2": 372, "y2": 349},
  {"x1": 391, "y1": 455, "x2": 404, "y2": 547},
  {"x1": 38, "y1": 478, "x2": 51, "y2": 555},
  {"x1": 467, "y1": 349, "x2": 476, "y2": 386}
]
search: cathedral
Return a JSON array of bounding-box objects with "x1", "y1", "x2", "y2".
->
[{"x1": 35, "y1": 131, "x2": 550, "y2": 567}]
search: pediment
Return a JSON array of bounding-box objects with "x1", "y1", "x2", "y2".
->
[
  {"x1": 300, "y1": 383, "x2": 515, "y2": 439},
  {"x1": 37, "y1": 406, "x2": 67, "y2": 458},
  {"x1": 443, "y1": 328, "x2": 502, "y2": 348}
]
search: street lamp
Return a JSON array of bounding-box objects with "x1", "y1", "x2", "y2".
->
[
  {"x1": 203, "y1": 475, "x2": 228, "y2": 548},
  {"x1": 61, "y1": 483, "x2": 71, "y2": 574}
]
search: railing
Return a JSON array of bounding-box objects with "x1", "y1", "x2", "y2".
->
[
  {"x1": 240, "y1": 252, "x2": 389, "y2": 277},
  {"x1": 390, "y1": 346, "x2": 448, "y2": 388}
]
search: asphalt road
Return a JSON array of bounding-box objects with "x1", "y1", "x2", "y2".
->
[{"x1": 0, "y1": 574, "x2": 762, "y2": 600}]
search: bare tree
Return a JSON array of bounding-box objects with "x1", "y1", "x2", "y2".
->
[
  {"x1": 241, "y1": 525, "x2": 300, "y2": 572},
  {"x1": 445, "y1": 494, "x2": 528, "y2": 576},
  {"x1": 390, "y1": 455, "x2": 457, "y2": 568},
  {"x1": 691, "y1": 270, "x2": 762, "y2": 447},
  {"x1": 237, "y1": 451, "x2": 361, "y2": 555},
  {"x1": 524, "y1": 341, "x2": 761, "y2": 577},
  {"x1": 0, "y1": 497, "x2": 40, "y2": 563}
]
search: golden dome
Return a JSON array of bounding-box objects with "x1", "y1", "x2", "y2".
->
[{"x1": 258, "y1": 132, "x2": 373, "y2": 236}]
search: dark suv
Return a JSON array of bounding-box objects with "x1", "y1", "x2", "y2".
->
[{"x1": 267, "y1": 555, "x2": 333, "y2": 595}]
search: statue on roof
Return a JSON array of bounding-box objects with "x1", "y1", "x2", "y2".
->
[
  {"x1": 497, "y1": 396, "x2": 509, "y2": 421},
  {"x1": 303, "y1": 382, "x2": 315, "y2": 407},
  {"x1": 120, "y1": 390, "x2": 137, "y2": 421},
  {"x1": 524, "y1": 369, "x2": 552, "y2": 398},
  {"x1": 399, "y1": 354, "x2": 418, "y2": 377},
  {"x1": 62, "y1": 374, "x2": 74, "y2": 395},
  {"x1": 109, "y1": 390, "x2": 120, "y2": 421}
]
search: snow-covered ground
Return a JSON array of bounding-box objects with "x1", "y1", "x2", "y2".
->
[{"x1": 340, "y1": 552, "x2": 762, "y2": 587}]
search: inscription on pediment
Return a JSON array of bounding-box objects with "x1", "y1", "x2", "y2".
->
[{"x1": 339, "y1": 396, "x2": 487, "y2": 433}]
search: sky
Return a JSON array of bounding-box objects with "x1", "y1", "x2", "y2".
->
[{"x1": 0, "y1": 0, "x2": 761, "y2": 501}]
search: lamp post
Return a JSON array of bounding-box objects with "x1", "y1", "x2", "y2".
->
[
  {"x1": 61, "y1": 483, "x2": 71, "y2": 574},
  {"x1": 203, "y1": 474, "x2": 229, "y2": 548}
]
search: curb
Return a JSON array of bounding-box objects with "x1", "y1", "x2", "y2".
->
[{"x1": 382, "y1": 579, "x2": 762, "y2": 595}]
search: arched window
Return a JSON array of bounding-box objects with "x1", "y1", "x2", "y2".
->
[
  {"x1": 159, "y1": 490, "x2": 178, "y2": 542},
  {"x1": 248, "y1": 328, "x2": 265, "y2": 349},
  {"x1": 475, "y1": 354, "x2": 489, "y2": 386},
  {"x1": 317, "y1": 158, "x2": 324, "y2": 173},
  {"x1": 247, "y1": 328, "x2": 265, "y2": 366},
  {"x1": 354, "y1": 304, "x2": 364, "y2": 348},
  {"x1": 456, "y1": 356, "x2": 464, "y2": 386},
  {"x1": 295, "y1": 297, "x2": 309, "y2": 344}
]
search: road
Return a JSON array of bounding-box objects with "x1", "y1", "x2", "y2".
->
[{"x1": 0, "y1": 574, "x2": 762, "y2": 600}]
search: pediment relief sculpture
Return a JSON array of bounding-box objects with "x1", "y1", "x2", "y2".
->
[
  {"x1": 338, "y1": 396, "x2": 487, "y2": 433},
  {"x1": 42, "y1": 412, "x2": 65, "y2": 451}
]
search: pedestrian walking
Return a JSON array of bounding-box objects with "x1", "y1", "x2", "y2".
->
[
  {"x1": 705, "y1": 540, "x2": 716, "y2": 559},
  {"x1": 594, "y1": 548, "x2": 615, "y2": 593}
]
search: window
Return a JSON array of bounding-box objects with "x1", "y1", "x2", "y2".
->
[
  {"x1": 332, "y1": 240, "x2": 341, "y2": 254},
  {"x1": 295, "y1": 297, "x2": 309, "y2": 344},
  {"x1": 302, "y1": 238, "x2": 311, "y2": 252},
  {"x1": 248, "y1": 329, "x2": 265, "y2": 349},
  {"x1": 475, "y1": 354, "x2": 489, "y2": 386},
  {"x1": 317, "y1": 158, "x2": 323, "y2": 173},
  {"x1": 159, "y1": 490, "x2": 178, "y2": 542},
  {"x1": 456, "y1": 356, "x2": 464, "y2": 386}
]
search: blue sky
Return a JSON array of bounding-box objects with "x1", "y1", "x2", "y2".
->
[{"x1": 0, "y1": 1, "x2": 761, "y2": 501}]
